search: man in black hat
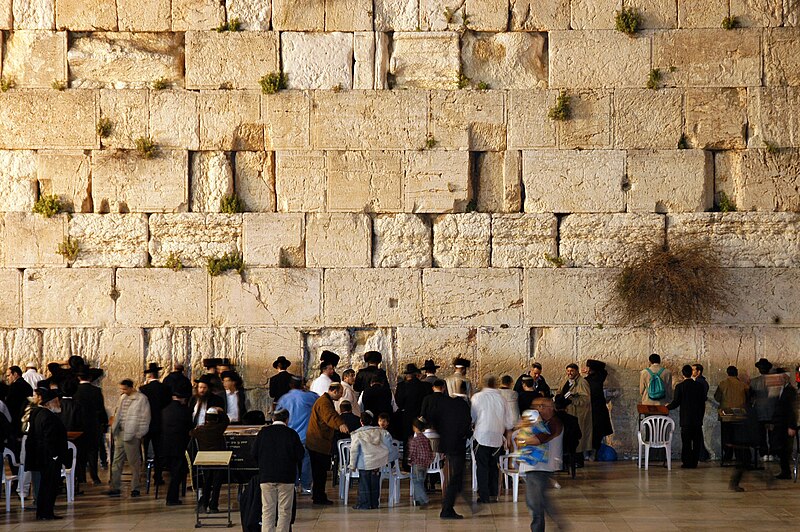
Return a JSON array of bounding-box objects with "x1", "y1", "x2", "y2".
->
[
  {"x1": 26, "y1": 387, "x2": 70, "y2": 520},
  {"x1": 585, "y1": 359, "x2": 613, "y2": 453},
  {"x1": 189, "y1": 375, "x2": 226, "y2": 426},
  {"x1": 141, "y1": 362, "x2": 171, "y2": 486},
  {"x1": 201, "y1": 359, "x2": 225, "y2": 396},
  {"x1": 396, "y1": 363, "x2": 433, "y2": 469},
  {"x1": 161, "y1": 381, "x2": 193, "y2": 505},
  {"x1": 751, "y1": 357, "x2": 779, "y2": 458},
  {"x1": 320, "y1": 350, "x2": 342, "y2": 383},
  {"x1": 269, "y1": 356, "x2": 294, "y2": 403},
  {"x1": 421, "y1": 359, "x2": 440, "y2": 385},
  {"x1": 163, "y1": 363, "x2": 192, "y2": 396},
  {"x1": 445, "y1": 358, "x2": 472, "y2": 398},
  {"x1": 74, "y1": 366, "x2": 108, "y2": 486},
  {"x1": 435, "y1": 381, "x2": 473, "y2": 520},
  {"x1": 354, "y1": 350, "x2": 388, "y2": 393}
]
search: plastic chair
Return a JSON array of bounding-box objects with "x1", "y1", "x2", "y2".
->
[
  {"x1": 469, "y1": 438, "x2": 477, "y2": 492},
  {"x1": 2, "y1": 447, "x2": 25, "y2": 512},
  {"x1": 409, "y1": 452, "x2": 445, "y2": 504},
  {"x1": 637, "y1": 415, "x2": 675, "y2": 470},
  {"x1": 499, "y1": 429, "x2": 521, "y2": 502},
  {"x1": 337, "y1": 439, "x2": 358, "y2": 504},
  {"x1": 386, "y1": 441, "x2": 408, "y2": 506},
  {"x1": 61, "y1": 441, "x2": 77, "y2": 503}
]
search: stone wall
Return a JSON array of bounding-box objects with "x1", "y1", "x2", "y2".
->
[{"x1": 1, "y1": 0, "x2": 799, "y2": 455}]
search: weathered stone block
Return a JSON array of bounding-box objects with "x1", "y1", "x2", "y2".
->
[
  {"x1": 525, "y1": 268, "x2": 617, "y2": 326},
  {"x1": 149, "y1": 213, "x2": 241, "y2": 267},
  {"x1": 326, "y1": 151, "x2": 403, "y2": 212},
  {"x1": 281, "y1": 32, "x2": 354, "y2": 90},
  {"x1": 306, "y1": 213, "x2": 371, "y2": 268},
  {"x1": 68, "y1": 213, "x2": 149, "y2": 268},
  {"x1": 419, "y1": 2, "x2": 466, "y2": 32},
  {"x1": 433, "y1": 213, "x2": 491, "y2": 268},
  {"x1": 560, "y1": 213, "x2": 665, "y2": 267},
  {"x1": 56, "y1": 0, "x2": 117, "y2": 30},
  {"x1": 613, "y1": 88, "x2": 683, "y2": 149},
  {"x1": 69, "y1": 32, "x2": 184, "y2": 89},
  {"x1": 326, "y1": 0, "x2": 373, "y2": 30},
  {"x1": 353, "y1": 32, "x2": 375, "y2": 89},
  {"x1": 190, "y1": 151, "x2": 233, "y2": 213},
  {"x1": 99, "y1": 89, "x2": 149, "y2": 149},
  {"x1": 747, "y1": 87, "x2": 800, "y2": 148},
  {"x1": 235, "y1": 151, "x2": 275, "y2": 212},
  {"x1": 263, "y1": 91, "x2": 311, "y2": 150},
  {"x1": 116, "y1": 269, "x2": 208, "y2": 326},
  {"x1": 375, "y1": 0, "x2": 419, "y2": 30},
  {"x1": 199, "y1": 91, "x2": 262, "y2": 150},
  {"x1": 522, "y1": 150, "x2": 626, "y2": 213},
  {"x1": 149, "y1": 90, "x2": 199, "y2": 150},
  {"x1": 760, "y1": 328, "x2": 800, "y2": 369},
  {"x1": 677, "y1": 0, "x2": 727, "y2": 28},
  {"x1": 466, "y1": 0, "x2": 509, "y2": 30},
  {"x1": 2, "y1": 30, "x2": 67, "y2": 88},
  {"x1": 723, "y1": 269, "x2": 800, "y2": 325},
  {"x1": 653, "y1": 29, "x2": 762, "y2": 87},
  {"x1": 627, "y1": 149, "x2": 714, "y2": 213},
  {"x1": 3, "y1": 212, "x2": 66, "y2": 267},
  {"x1": 578, "y1": 326, "x2": 652, "y2": 362},
  {"x1": 507, "y1": 90, "x2": 557, "y2": 149},
  {"x1": 429, "y1": 91, "x2": 506, "y2": 150},
  {"x1": 476, "y1": 327, "x2": 530, "y2": 381},
  {"x1": 0, "y1": 0, "x2": 11, "y2": 29},
  {"x1": 23, "y1": 268, "x2": 114, "y2": 327},
  {"x1": 242, "y1": 213, "x2": 305, "y2": 267},
  {"x1": 324, "y1": 268, "x2": 422, "y2": 326},
  {"x1": 549, "y1": 30, "x2": 650, "y2": 88},
  {"x1": 0, "y1": 329, "x2": 43, "y2": 368},
  {"x1": 374, "y1": 32, "x2": 390, "y2": 89},
  {"x1": 0, "y1": 90, "x2": 97, "y2": 149},
  {"x1": 764, "y1": 28, "x2": 800, "y2": 86},
  {"x1": 389, "y1": 32, "x2": 460, "y2": 89},
  {"x1": 491, "y1": 213, "x2": 557, "y2": 268},
  {"x1": 509, "y1": 0, "x2": 570, "y2": 30},
  {"x1": 731, "y1": 0, "x2": 784, "y2": 27},
  {"x1": 274, "y1": 151, "x2": 325, "y2": 212},
  {"x1": 211, "y1": 268, "x2": 322, "y2": 327},
  {"x1": 715, "y1": 149, "x2": 800, "y2": 212},
  {"x1": 373, "y1": 213, "x2": 432, "y2": 268},
  {"x1": 96, "y1": 328, "x2": 145, "y2": 408},
  {"x1": 117, "y1": 0, "x2": 171, "y2": 32},
  {"x1": 532, "y1": 326, "x2": 577, "y2": 361},
  {"x1": 311, "y1": 91, "x2": 428, "y2": 150},
  {"x1": 397, "y1": 327, "x2": 477, "y2": 363},
  {"x1": 423, "y1": 268, "x2": 522, "y2": 326},
  {"x1": 558, "y1": 89, "x2": 612, "y2": 149},
  {"x1": 171, "y1": 0, "x2": 224, "y2": 30},
  {"x1": 685, "y1": 88, "x2": 747, "y2": 150},
  {"x1": 92, "y1": 150, "x2": 188, "y2": 213},
  {"x1": 146, "y1": 327, "x2": 190, "y2": 373},
  {"x1": 37, "y1": 150, "x2": 92, "y2": 212},
  {"x1": 667, "y1": 213, "x2": 800, "y2": 268},
  {"x1": 272, "y1": 0, "x2": 324, "y2": 30},
  {"x1": 570, "y1": 0, "x2": 616, "y2": 29},
  {"x1": 189, "y1": 328, "x2": 244, "y2": 373},
  {"x1": 627, "y1": 0, "x2": 678, "y2": 28},
  {"x1": 13, "y1": 0, "x2": 54, "y2": 29},
  {"x1": 0, "y1": 269, "x2": 21, "y2": 327},
  {"x1": 0, "y1": 150, "x2": 37, "y2": 211},
  {"x1": 225, "y1": 0, "x2": 271, "y2": 30},
  {"x1": 475, "y1": 151, "x2": 522, "y2": 213},
  {"x1": 185, "y1": 31, "x2": 279, "y2": 90},
  {"x1": 460, "y1": 31, "x2": 546, "y2": 90},
  {"x1": 404, "y1": 150, "x2": 470, "y2": 213}
]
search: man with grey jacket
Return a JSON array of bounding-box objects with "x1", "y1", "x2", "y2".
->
[{"x1": 107, "y1": 379, "x2": 151, "y2": 497}]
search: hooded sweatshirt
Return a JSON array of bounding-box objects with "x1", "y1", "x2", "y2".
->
[{"x1": 349, "y1": 425, "x2": 393, "y2": 471}]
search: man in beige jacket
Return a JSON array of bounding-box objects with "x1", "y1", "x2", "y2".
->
[
  {"x1": 107, "y1": 379, "x2": 151, "y2": 497},
  {"x1": 639, "y1": 353, "x2": 673, "y2": 406}
]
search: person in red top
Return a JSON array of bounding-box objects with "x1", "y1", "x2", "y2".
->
[{"x1": 407, "y1": 417, "x2": 434, "y2": 507}]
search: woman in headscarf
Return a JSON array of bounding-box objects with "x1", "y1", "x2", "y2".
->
[{"x1": 585, "y1": 359, "x2": 613, "y2": 454}]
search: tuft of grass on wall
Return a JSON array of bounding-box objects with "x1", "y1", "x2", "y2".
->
[
  {"x1": 57, "y1": 237, "x2": 80, "y2": 263},
  {"x1": 260, "y1": 72, "x2": 287, "y2": 94},
  {"x1": 548, "y1": 91, "x2": 571, "y2": 121},
  {"x1": 96, "y1": 117, "x2": 112, "y2": 138},
  {"x1": 1, "y1": 76, "x2": 15, "y2": 92},
  {"x1": 721, "y1": 16, "x2": 738, "y2": 30},
  {"x1": 207, "y1": 252, "x2": 244, "y2": 277},
  {"x1": 219, "y1": 194, "x2": 244, "y2": 214},
  {"x1": 135, "y1": 137, "x2": 157, "y2": 159},
  {"x1": 33, "y1": 195, "x2": 62, "y2": 218},
  {"x1": 646, "y1": 68, "x2": 661, "y2": 90},
  {"x1": 165, "y1": 252, "x2": 183, "y2": 271},
  {"x1": 615, "y1": 7, "x2": 640, "y2": 36}
]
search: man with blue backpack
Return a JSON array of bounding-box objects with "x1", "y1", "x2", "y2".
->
[{"x1": 639, "y1": 353, "x2": 673, "y2": 405}]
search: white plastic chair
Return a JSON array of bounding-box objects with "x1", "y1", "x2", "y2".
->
[
  {"x1": 337, "y1": 439, "x2": 357, "y2": 504},
  {"x1": 499, "y1": 429, "x2": 521, "y2": 502},
  {"x1": 469, "y1": 438, "x2": 477, "y2": 492},
  {"x1": 2, "y1": 447, "x2": 25, "y2": 512},
  {"x1": 637, "y1": 415, "x2": 675, "y2": 470},
  {"x1": 61, "y1": 441, "x2": 77, "y2": 503}
]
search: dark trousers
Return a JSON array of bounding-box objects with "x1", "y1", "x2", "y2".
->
[
  {"x1": 99, "y1": 430, "x2": 108, "y2": 466},
  {"x1": 200, "y1": 470, "x2": 224, "y2": 509},
  {"x1": 442, "y1": 451, "x2": 466, "y2": 514},
  {"x1": 307, "y1": 448, "x2": 332, "y2": 503},
  {"x1": 680, "y1": 425, "x2": 703, "y2": 468},
  {"x1": 730, "y1": 447, "x2": 753, "y2": 487},
  {"x1": 36, "y1": 460, "x2": 63, "y2": 519},
  {"x1": 769, "y1": 425, "x2": 792, "y2": 475},
  {"x1": 356, "y1": 469, "x2": 380, "y2": 509},
  {"x1": 165, "y1": 455, "x2": 187, "y2": 503},
  {"x1": 720, "y1": 422, "x2": 735, "y2": 463},
  {"x1": 143, "y1": 432, "x2": 163, "y2": 481},
  {"x1": 474, "y1": 443, "x2": 500, "y2": 501},
  {"x1": 77, "y1": 433, "x2": 101, "y2": 484}
]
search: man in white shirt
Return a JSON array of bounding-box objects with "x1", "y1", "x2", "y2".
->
[
  {"x1": 310, "y1": 362, "x2": 335, "y2": 396},
  {"x1": 335, "y1": 369, "x2": 360, "y2": 416},
  {"x1": 22, "y1": 362, "x2": 45, "y2": 389},
  {"x1": 470, "y1": 375, "x2": 513, "y2": 504}
]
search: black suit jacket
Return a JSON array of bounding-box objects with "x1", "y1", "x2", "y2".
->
[
  {"x1": 252, "y1": 422, "x2": 304, "y2": 484},
  {"x1": 162, "y1": 371, "x2": 192, "y2": 395},
  {"x1": 668, "y1": 378, "x2": 707, "y2": 427},
  {"x1": 361, "y1": 384, "x2": 393, "y2": 421},
  {"x1": 354, "y1": 366, "x2": 388, "y2": 393},
  {"x1": 6, "y1": 378, "x2": 33, "y2": 434},
  {"x1": 25, "y1": 406, "x2": 69, "y2": 471},
  {"x1": 514, "y1": 373, "x2": 550, "y2": 397},
  {"x1": 420, "y1": 392, "x2": 448, "y2": 428},
  {"x1": 74, "y1": 382, "x2": 109, "y2": 437},
  {"x1": 269, "y1": 371, "x2": 294, "y2": 402},
  {"x1": 189, "y1": 393, "x2": 226, "y2": 426},
  {"x1": 433, "y1": 396, "x2": 472, "y2": 454},
  {"x1": 773, "y1": 385, "x2": 798, "y2": 428},
  {"x1": 161, "y1": 400, "x2": 193, "y2": 458},
  {"x1": 141, "y1": 380, "x2": 172, "y2": 435}
]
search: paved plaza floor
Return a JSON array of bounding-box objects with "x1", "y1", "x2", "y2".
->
[{"x1": 2, "y1": 461, "x2": 799, "y2": 531}]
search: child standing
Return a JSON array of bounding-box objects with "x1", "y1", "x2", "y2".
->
[
  {"x1": 407, "y1": 417, "x2": 434, "y2": 507},
  {"x1": 349, "y1": 412, "x2": 393, "y2": 510}
]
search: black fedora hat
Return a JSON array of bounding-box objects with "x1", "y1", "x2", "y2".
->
[
  {"x1": 144, "y1": 362, "x2": 163, "y2": 375},
  {"x1": 403, "y1": 363, "x2": 422, "y2": 375},
  {"x1": 422, "y1": 359, "x2": 440, "y2": 372},
  {"x1": 320, "y1": 350, "x2": 340, "y2": 366},
  {"x1": 202, "y1": 358, "x2": 222, "y2": 369},
  {"x1": 273, "y1": 356, "x2": 292, "y2": 369},
  {"x1": 755, "y1": 358, "x2": 773, "y2": 371},
  {"x1": 364, "y1": 351, "x2": 383, "y2": 364}
]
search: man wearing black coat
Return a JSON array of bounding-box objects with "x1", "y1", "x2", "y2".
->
[
  {"x1": 585, "y1": 359, "x2": 613, "y2": 451},
  {"x1": 667, "y1": 365, "x2": 707, "y2": 469},
  {"x1": 361, "y1": 376, "x2": 393, "y2": 423},
  {"x1": 5, "y1": 365, "x2": 33, "y2": 440},
  {"x1": 354, "y1": 351, "x2": 388, "y2": 393},
  {"x1": 161, "y1": 383, "x2": 193, "y2": 505},
  {"x1": 26, "y1": 388, "x2": 70, "y2": 520},
  {"x1": 420, "y1": 380, "x2": 448, "y2": 426},
  {"x1": 189, "y1": 375, "x2": 226, "y2": 426},
  {"x1": 74, "y1": 368, "x2": 108, "y2": 485},
  {"x1": 190, "y1": 408, "x2": 230, "y2": 513},
  {"x1": 514, "y1": 362, "x2": 551, "y2": 398},
  {"x1": 141, "y1": 363, "x2": 172, "y2": 485},
  {"x1": 432, "y1": 383, "x2": 473, "y2": 520},
  {"x1": 269, "y1": 356, "x2": 295, "y2": 403},
  {"x1": 163, "y1": 364, "x2": 192, "y2": 396},
  {"x1": 771, "y1": 371, "x2": 798, "y2": 480},
  {"x1": 395, "y1": 364, "x2": 433, "y2": 468},
  {"x1": 252, "y1": 409, "x2": 304, "y2": 532}
]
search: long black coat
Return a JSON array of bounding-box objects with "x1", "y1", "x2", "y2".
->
[
  {"x1": 252, "y1": 423, "x2": 304, "y2": 484},
  {"x1": 585, "y1": 370, "x2": 613, "y2": 443},
  {"x1": 354, "y1": 366, "x2": 388, "y2": 393},
  {"x1": 361, "y1": 383, "x2": 393, "y2": 421},
  {"x1": 162, "y1": 371, "x2": 192, "y2": 396},
  {"x1": 668, "y1": 378, "x2": 707, "y2": 427},
  {"x1": 141, "y1": 380, "x2": 172, "y2": 436},
  {"x1": 74, "y1": 382, "x2": 108, "y2": 439},
  {"x1": 513, "y1": 373, "x2": 550, "y2": 397},
  {"x1": 420, "y1": 391, "x2": 448, "y2": 428},
  {"x1": 395, "y1": 377, "x2": 432, "y2": 439},
  {"x1": 433, "y1": 396, "x2": 472, "y2": 454},
  {"x1": 189, "y1": 393, "x2": 226, "y2": 426},
  {"x1": 6, "y1": 378, "x2": 33, "y2": 435},
  {"x1": 160, "y1": 400, "x2": 193, "y2": 458},
  {"x1": 58, "y1": 397, "x2": 85, "y2": 433},
  {"x1": 269, "y1": 371, "x2": 294, "y2": 402},
  {"x1": 25, "y1": 406, "x2": 69, "y2": 471}
]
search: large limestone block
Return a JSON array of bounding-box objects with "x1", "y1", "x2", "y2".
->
[
  {"x1": 433, "y1": 213, "x2": 491, "y2": 267},
  {"x1": 305, "y1": 213, "x2": 372, "y2": 268},
  {"x1": 36, "y1": 151, "x2": 92, "y2": 212},
  {"x1": 723, "y1": 269, "x2": 800, "y2": 325},
  {"x1": 476, "y1": 327, "x2": 530, "y2": 382},
  {"x1": 764, "y1": 28, "x2": 800, "y2": 86},
  {"x1": 475, "y1": 151, "x2": 522, "y2": 213},
  {"x1": 117, "y1": 0, "x2": 170, "y2": 31},
  {"x1": 172, "y1": 0, "x2": 224, "y2": 30},
  {"x1": 23, "y1": 268, "x2": 114, "y2": 327},
  {"x1": 0, "y1": 90, "x2": 97, "y2": 149},
  {"x1": 244, "y1": 327, "x2": 303, "y2": 381},
  {"x1": 627, "y1": 0, "x2": 678, "y2": 28},
  {"x1": 235, "y1": 151, "x2": 275, "y2": 212},
  {"x1": 326, "y1": 151, "x2": 403, "y2": 212},
  {"x1": 0, "y1": 269, "x2": 21, "y2": 327},
  {"x1": 627, "y1": 149, "x2": 713, "y2": 213},
  {"x1": 303, "y1": 328, "x2": 353, "y2": 375},
  {"x1": 199, "y1": 91, "x2": 262, "y2": 150},
  {"x1": 652, "y1": 327, "x2": 704, "y2": 360},
  {"x1": 577, "y1": 327, "x2": 652, "y2": 364},
  {"x1": 760, "y1": 328, "x2": 800, "y2": 369},
  {"x1": 570, "y1": 0, "x2": 617, "y2": 29},
  {"x1": 667, "y1": 213, "x2": 800, "y2": 268},
  {"x1": 532, "y1": 326, "x2": 577, "y2": 361},
  {"x1": 211, "y1": 268, "x2": 322, "y2": 327},
  {"x1": 558, "y1": 89, "x2": 612, "y2": 149},
  {"x1": 326, "y1": 0, "x2": 373, "y2": 31},
  {"x1": 404, "y1": 150, "x2": 470, "y2": 213},
  {"x1": 524, "y1": 268, "x2": 617, "y2": 326},
  {"x1": 396, "y1": 327, "x2": 477, "y2": 363},
  {"x1": 68, "y1": 32, "x2": 184, "y2": 89},
  {"x1": 0, "y1": 150, "x2": 37, "y2": 211},
  {"x1": 491, "y1": 213, "x2": 557, "y2": 268},
  {"x1": 747, "y1": 87, "x2": 800, "y2": 148},
  {"x1": 0, "y1": 0, "x2": 10, "y2": 28},
  {"x1": 274, "y1": 151, "x2": 326, "y2": 212},
  {"x1": 507, "y1": 90, "x2": 557, "y2": 149},
  {"x1": 375, "y1": 32, "x2": 390, "y2": 89},
  {"x1": 0, "y1": 329, "x2": 43, "y2": 368},
  {"x1": 324, "y1": 268, "x2": 423, "y2": 326},
  {"x1": 281, "y1": 32, "x2": 354, "y2": 90},
  {"x1": 703, "y1": 327, "x2": 758, "y2": 379},
  {"x1": 460, "y1": 31, "x2": 547, "y2": 90},
  {"x1": 509, "y1": 0, "x2": 570, "y2": 30},
  {"x1": 116, "y1": 269, "x2": 208, "y2": 326},
  {"x1": 3, "y1": 212, "x2": 66, "y2": 267},
  {"x1": 272, "y1": 0, "x2": 324, "y2": 30},
  {"x1": 99, "y1": 89, "x2": 149, "y2": 149},
  {"x1": 389, "y1": 32, "x2": 460, "y2": 89},
  {"x1": 423, "y1": 268, "x2": 522, "y2": 326},
  {"x1": 731, "y1": 0, "x2": 784, "y2": 27},
  {"x1": 149, "y1": 213, "x2": 241, "y2": 267},
  {"x1": 97, "y1": 328, "x2": 145, "y2": 409},
  {"x1": 677, "y1": 0, "x2": 728, "y2": 28},
  {"x1": 13, "y1": 0, "x2": 54, "y2": 29},
  {"x1": 190, "y1": 152, "x2": 234, "y2": 213},
  {"x1": 2, "y1": 30, "x2": 67, "y2": 88},
  {"x1": 353, "y1": 31, "x2": 375, "y2": 89},
  {"x1": 549, "y1": 30, "x2": 650, "y2": 88},
  {"x1": 522, "y1": 150, "x2": 626, "y2": 213},
  {"x1": 375, "y1": 0, "x2": 419, "y2": 30},
  {"x1": 653, "y1": 30, "x2": 762, "y2": 87},
  {"x1": 242, "y1": 213, "x2": 305, "y2": 267},
  {"x1": 559, "y1": 213, "x2": 666, "y2": 267},
  {"x1": 149, "y1": 90, "x2": 199, "y2": 150},
  {"x1": 185, "y1": 31, "x2": 279, "y2": 90},
  {"x1": 466, "y1": 0, "x2": 509, "y2": 30},
  {"x1": 225, "y1": 0, "x2": 271, "y2": 30},
  {"x1": 429, "y1": 91, "x2": 506, "y2": 151},
  {"x1": 685, "y1": 88, "x2": 747, "y2": 150},
  {"x1": 146, "y1": 327, "x2": 190, "y2": 372},
  {"x1": 189, "y1": 328, "x2": 244, "y2": 372},
  {"x1": 373, "y1": 213, "x2": 432, "y2": 268},
  {"x1": 92, "y1": 150, "x2": 188, "y2": 213},
  {"x1": 613, "y1": 89, "x2": 683, "y2": 149},
  {"x1": 68, "y1": 213, "x2": 148, "y2": 267},
  {"x1": 715, "y1": 149, "x2": 800, "y2": 212},
  {"x1": 56, "y1": 0, "x2": 117, "y2": 30},
  {"x1": 311, "y1": 91, "x2": 427, "y2": 150},
  {"x1": 263, "y1": 91, "x2": 312, "y2": 150}
]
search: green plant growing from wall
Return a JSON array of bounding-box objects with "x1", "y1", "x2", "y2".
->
[
  {"x1": 475, "y1": 81, "x2": 489, "y2": 91},
  {"x1": 219, "y1": 194, "x2": 244, "y2": 214},
  {"x1": 548, "y1": 91, "x2": 571, "y2": 121},
  {"x1": 33, "y1": 195, "x2": 62, "y2": 218},
  {"x1": 165, "y1": 252, "x2": 183, "y2": 271},
  {"x1": 57, "y1": 237, "x2": 80, "y2": 263},
  {"x1": 207, "y1": 252, "x2": 244, "y2": 276},
  {"x1": 646, "y1": 68, "x2": 661, "y2": 90},
  {"x1": 1, "y1": 76, "x2": 15, "y2": 92},
  {"x1": 260, "y1": 72, "x2": 287, "y2": 94},
  {"x1": 615, "y1": 7, "x2": 640, "y2": 36},
  {"x1": 764, "y1": 140, "x2": 779, "y2": 154},
  {"x1": 152, "y1": 77, "x2": 169, "y2": 90},
  {"x1": 51, "y1": 79, "x2": 67, "y2": 91},
  {"x1": 135, "y1": 137, "x2": 157, "y2": 158},
  {"x1": 424, "y1": 134, "x2": 437, "y2": 149},
  {"x1": 443, "y1": 7, "x2": 455, "y2": 23},
  {"x1": 457, "y1": 73, "x2": 470, "y2": 89},
  {"x1": 96, "y1": 117, "x2": 112, "y2": 138},
  {"x1": 713, "y1": 191, "x2": 737, "y2": 213},
  {"x1": 543, "y1": 253, "x2": 566, "y2": 268},
  {"x1": 721, "y1": 16, "x2": 738, "y2": 29},
  {"x1": 216, "y1": 17, "x2": 242, "y2": 32}
]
